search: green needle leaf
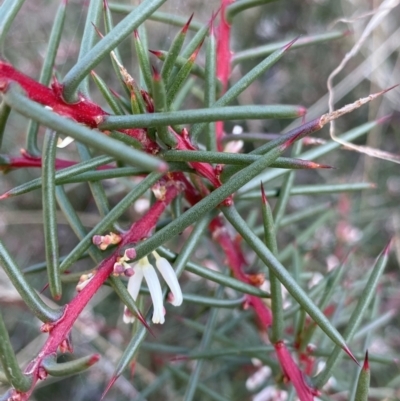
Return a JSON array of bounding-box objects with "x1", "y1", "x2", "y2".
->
[
  {"x1": 60, "y1": 171, "x2": 163, "y2": 271},
  {"x1": 26, "y1": 0, "x2": 68, "y2": 155},
  {"x1": 3, "y1": 84, "x2": 167, "y2": 172},
  {"x1": 161, "y1": 14, "x2": 192, "y2": 82},
  {"x1": 0, "y1": 155, "x2": 113, "y2": 199},
  {"x1": 190, "y1": 39, "x2": 300, "y2": 142},
  {"x1": 108, "y1": 276, "x2": 145, "y2": 324},
  {"x1": 42, "y1": 130, "x2": 62, "y2": 300},
  {"x1": 42, "y1": 354, "x2": 100, "y2": 377},
  {"x1": 151, "y1": 50, "x2": 206, "y2": 80},
  {"x1": 261, "y1": 184, "x2": 283, "y2": 342},
  {"x1": 157, "y1": 246, "x2": 269, "y2": 298},
  {"x1": 77, "y1": 0, "x2": 103, "y2": 96},
  {"x1": 232, "y1": 30, "x2": 348, "y2": 65},
  {"x1": 221, "y1": 205, "x2": 350, "y2": 351},
  {"x1": 0, "y1": 101, "x2": 11, "y2": 149},
  {"x1": 239, "y1": 183, "x2": 374, "y2": 200},
  {"x1": 62, "y1": 0, "x2": 167, "y2": 101},
  {"x1": 314, "y1": 241, "x2": 391, "y2": 388},
  {"x1": 272, "y1": 141, "x2": 301, "y2": 227},
  {"x1": 0, "y1": 241, "x2": 62, "y2": 322},
  {"x1": 109, "y1": 3, "x2": 203, "y2": 31},
  {"x1": 166, "y1": 41, "x2": 202, "y2": 107},
  {"x1": 354, "y1": 352, "x2": 370, "y2": 401},
  {"x1": 133, "y1": 30, "x2": 153, "y2": 92},
  {"x1": 184, "y1": 285, "x2": 225, "y2": 401},
  {"x1": 0, "y1": 311, "x2": 32, "y2": 391},
  {"x1": 133, "y1": 139, "x2": 294, "y2": 260},
  {"x1": 90, "y1": 71, "x2": 125, "y2": 115},
  {"x1": 0, "y1": 0, "x2": 25, "y2": 51},
  {"x1": 55, "y1": 186, "x2": 103, "y2": 264},
  {"x1": 182, "y1": 293, "x2": 246, "y2": 308},
  {"x1": 168, "y1": 365, "x2": 231, "y2": 401},
  {"x1": 236, "y1": 119, "x2": 380, "y2": 193},
  {"x1": 226, "y1": 0, "x2": 277, "y2": 23},
  {"x1": 101, "y1": 104, "x2": 304, "y2": 129},
  {"x1": 204, "y1": 24, "x2": 217, "y2": 151},
  {"x1": 152, "y1": 69, "x2": 178, "y2": 146}
]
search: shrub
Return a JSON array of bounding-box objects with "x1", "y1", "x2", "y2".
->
[{"x1": 0, "y1": 1, "x2": 398, "y2": 400}]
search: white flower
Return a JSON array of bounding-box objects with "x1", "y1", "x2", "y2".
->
[{"x1": 123, "y1": 252, "x2": 183, "y2": 325}]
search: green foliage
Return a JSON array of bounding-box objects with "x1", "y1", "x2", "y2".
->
[{"x1": 0, "y1": 1, "x2": 399, "y2": 401}]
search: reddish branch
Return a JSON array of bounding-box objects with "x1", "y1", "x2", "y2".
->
[
  {"x1": 274, "y1": 341, "x2": 320, "y2": 401},
  {"x1": 210, "y1": 216, "x2": 273, "y2": 327},
  {"x1": 0, "y1": 148, "x2": 114, "y2": 171},
  {"x1": 215, "y1": 0, "x2": 234, "y2": 150},
  {"x1": 0, "y1": 15, "x2": 313, "y2": 397},
  {"x1": 10, "y1": 182, "x2": 180, "y2": 401}
]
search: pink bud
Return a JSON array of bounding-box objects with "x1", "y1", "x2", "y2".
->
[
  {"x1": 124, "y1": 267, "x2": 135, "y2": 277},
  {"x1": 113, "y1": 263, "x2": 125, "y2": 275},
  {"x1": 124, "y1": 247, "x2": 136, "y2": 260},
  {"x1": 92, "y1": 235, "x2": 102, "y2": 245}
]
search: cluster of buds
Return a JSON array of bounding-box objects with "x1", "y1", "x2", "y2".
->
[
  {"x1": 92, "y1": 232, "x2": 122, "y2": 250},
  {"x1": 113, "y1": 248, "x2": 137, "y2": 277}
]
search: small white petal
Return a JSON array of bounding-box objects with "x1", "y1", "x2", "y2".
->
[
  {"x1": 156, "y1": 258, "x2": 183, "y2": 306},
  {"x1": 142, "y1": 264, "x2": 165, "y2": 324},
  {"x1": 127, "y1": 268, "x2": 144, "y2": 301},
  {"x1": 57, "y1": 136, "x2": 74, "y2": 148},
  {"x1": 123, "y1": 268, "x2": 144, "y2": 324},
  {"x1": 123, "y1": 306, "x2": 135, "y2": 324}
]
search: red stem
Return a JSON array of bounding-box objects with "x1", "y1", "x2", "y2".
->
[
  {"x1": 215, "y1": 0, "x2": 234, "y2": 150},
  {"x1": 13, "y1": 183, "x2": 179, "y2": 400}
]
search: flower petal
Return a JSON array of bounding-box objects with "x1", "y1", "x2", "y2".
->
[
  {"x1": 155, "y1": 257, "x2": 183, "y2": 307},
  {"x1": 142, "y1": 264, "x2": 165, "y2": 324},
  {"x1": 123, "y1": 267, "x2": 144, "y2": 324},
  {"x1": 127, "y1": 267, "x2": 144, "y2": 301}
]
